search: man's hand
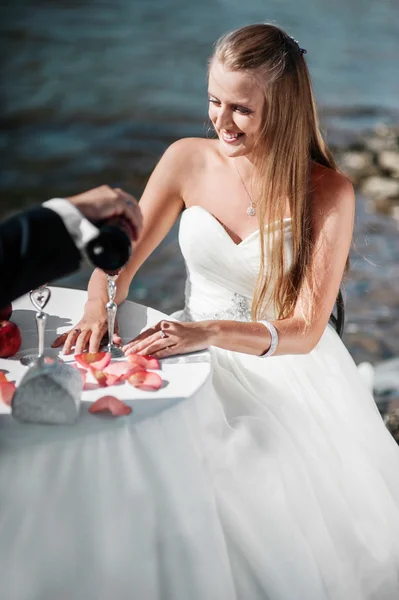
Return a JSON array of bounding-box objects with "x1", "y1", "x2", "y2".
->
[{"x1": 67, "y1": 185, "x2": 143, "y2": 241}]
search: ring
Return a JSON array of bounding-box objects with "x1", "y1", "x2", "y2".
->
[
  {"x1": 125, "y1": 199, "x2": 134, "y2": 207},
  {"x1": 160, "y1": 330, "x2": 168, "y2": 339},
  {"x1": 73, "y1": 328, "x2": 81, "y2": 334}
]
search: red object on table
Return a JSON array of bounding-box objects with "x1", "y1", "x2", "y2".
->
[{"x1": 0, "y1": 320, "x2": 22, "y2": 358}]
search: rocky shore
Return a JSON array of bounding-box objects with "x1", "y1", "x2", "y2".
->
[
  {"x1": 335, "y1": 124, "x2": 399, "y2": 221},
  {"x1": 336, "y1": 123, "x2": 399, "y2": 443}
]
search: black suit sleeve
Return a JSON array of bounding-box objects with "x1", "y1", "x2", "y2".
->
[{"x1": 0, "y1": 206, "x2": 82, "y2": 307}]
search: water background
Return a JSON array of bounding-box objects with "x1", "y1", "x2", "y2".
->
[{"x1": 1, "y1": 0, "x2": 399, "y2": 363}]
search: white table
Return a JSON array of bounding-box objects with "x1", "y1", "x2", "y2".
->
[{"x1": 0, "y1": 288, "x2": 236, "y2": 600}]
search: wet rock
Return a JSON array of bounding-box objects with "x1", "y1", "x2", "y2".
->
[
  {"x1": 360, "y1": 176, "x2": 399, "y2": 202},
  {"x1": 378, "y1": 150, "x2": 399, "y2": 177},
  {"x1": 373, "y1": 358, "x2": 399, "y2": 397},
  {"x1": 344, "y1": 330, "x2": 394, "y2": 365},
  {"x1": 363, "y1": 124, "x2": 398, "y2": 153},
  {"x1": 339, "y1": 151, "x2": 376, "y2": 182},
  {"x1": 363, "y1": 136, "x2": 397, "y2": 154},
  {"x1": 384, "y1": 408, "x2": 399, "y2": 443}
]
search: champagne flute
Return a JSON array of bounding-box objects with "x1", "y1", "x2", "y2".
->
[
  {"x1": 20, "y1": 284, "x2": 52, "y2": 366},
  {"x1": 103, "y1": 271, "x2": 125, "y2": 358}
]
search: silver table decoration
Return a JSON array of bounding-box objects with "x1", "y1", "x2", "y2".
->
[
  {"x1": 20, "y1": 284, "x2": 52, "y2": 366},
  {"x1": 12, "y1": 356, "x2": 83, "y2": 424},
  {"x1": 104, "y1": 272, "x2": 125, "y2": 358}
]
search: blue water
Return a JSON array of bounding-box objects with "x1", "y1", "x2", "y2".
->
[{"x1": 2, "y1": 0, "x2": 399, "y2": 131}]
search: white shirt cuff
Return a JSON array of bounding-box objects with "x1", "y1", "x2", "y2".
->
[{"x1": 43, "y1": 198, "x2": 99, "y2": 251}]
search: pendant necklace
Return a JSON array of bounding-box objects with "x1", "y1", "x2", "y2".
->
[{"x1": 234, "y1": 161, "x2": 257, "y2": 217}]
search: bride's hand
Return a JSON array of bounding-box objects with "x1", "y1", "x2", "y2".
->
[
  {"x1": 51, "y1": 299, "x2": 121, "y2": 355},
  {"x1": 122, "y1": 320, "x2": 213, "y2": 359}
]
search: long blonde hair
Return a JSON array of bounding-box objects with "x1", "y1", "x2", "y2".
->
[{"x1": 212, "y1": 24, "x2": 341, "y2": 322}]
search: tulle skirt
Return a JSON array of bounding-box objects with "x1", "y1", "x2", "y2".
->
[{"x1": 194, "y1": 324, "x2": 399, "y2": 599}]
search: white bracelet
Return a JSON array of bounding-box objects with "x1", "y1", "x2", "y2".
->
[{"x1": 258, "y1": 320, "x2": 279, "y2": 357}]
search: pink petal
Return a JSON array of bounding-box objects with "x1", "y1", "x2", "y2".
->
[
  {"x1": 104, "y1": 361, "x2": 134, "y2": 377},
  {"x1": 119, "y1": 366, "x2": 142, "y2": 381},
  {"x1": 127, "y1": 370, "x2": 163, "y2": 391},
  {"x1": 89, "y1": 367, "x2": 108, "y2": 387},
  {"x1": 127, "y1": 354, "x2": 160, "y2": 370},
  {"x1": 89, "y1": 395, "x2": 132, "y2": 417},
  {"x1": 75, "y1": 352, "x2": 111, "y2": 371},
  {"x1": 0, "y1": 382, "x2": 16, "y2": 406},
  {"x1": 105, "y1": 374, "x2": 121, "y2": 387}
]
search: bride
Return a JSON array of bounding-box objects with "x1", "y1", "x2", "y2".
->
[{"x1": 54, "y1": 23, "x2": 399, "y2": 599}]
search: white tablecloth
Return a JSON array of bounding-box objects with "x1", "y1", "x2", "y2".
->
[{"x1": 0, "y1": 288, "x2": 236, "y2": 600}]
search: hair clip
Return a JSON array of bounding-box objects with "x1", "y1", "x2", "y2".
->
[{"x1": 290, "y1": 37, "x2": 307, "y2": 56}]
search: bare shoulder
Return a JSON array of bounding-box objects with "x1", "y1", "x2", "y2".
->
[
  {"x1": 310, "y1": 163, "x2": 355, "y2": 220},
  {"x1": 161, "y1": 137, "x2": 218, "y2": 171}
]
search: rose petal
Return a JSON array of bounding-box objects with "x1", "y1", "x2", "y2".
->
[
  {"x1": 0, "y1": 372, "x2": 10, "y2": 383},
  {"x1": 105, "y1": 374, "x2": 121, "y2": 387},
  {"x1": 104, "y1": 362, "x2": 134, "y2": 377},
  {"x1": 0, "y1": 382, "x2": 16, "y2": 406},
  {"x1": 127, "y1": 354, "x2": 160, "y2": 370},
  {"x1": 119, "y1": 366, "x2": 142, "y2": 381},
  {"x1": 89, "y1": 395, "x2": 132, "y2": 416},
  {"x1": 127, "y1": 370, "x2": 163, "y2": 391},
  {"x1": 89, "y1": 368, "x2": 108, "y2": 387},
  {"x1": 75, "y1": 352, "x2": 111, "y2": 371}
]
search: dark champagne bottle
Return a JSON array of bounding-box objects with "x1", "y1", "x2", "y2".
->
[{"x1": 85, "y1": 216, "x2": 134, "y2": 273}]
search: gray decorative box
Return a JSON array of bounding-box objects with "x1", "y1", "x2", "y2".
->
[{"x1": 12, "y1": 359, "x2": 83, "y2": 425}]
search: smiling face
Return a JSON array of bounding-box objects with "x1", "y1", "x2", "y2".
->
[{"x1": 208, "y1": 59, "x2": 265, "y2": 158}]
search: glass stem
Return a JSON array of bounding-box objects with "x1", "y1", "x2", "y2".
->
[
  {"x1": 35, "y1": 311, "x2": 47, "y2": 357},
  {"x1": 106, "y1": 275, "x2": 118, "y2": 351}
]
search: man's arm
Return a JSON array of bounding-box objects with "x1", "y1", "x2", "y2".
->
[
  {"x1": 0, "y1": 185, "x2": 142, "y2": 308},
  {"x1": 0, "y1": 206, "x2": 82, "y2": 307}
]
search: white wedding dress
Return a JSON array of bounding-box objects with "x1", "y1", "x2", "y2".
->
[{"x1": 173, "y1": 205, "x2": 399, "y2": 600}]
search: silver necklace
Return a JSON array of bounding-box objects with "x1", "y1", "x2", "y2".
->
[{"x1": 234, "y1": 162, "x2": 256, "y2": 217}]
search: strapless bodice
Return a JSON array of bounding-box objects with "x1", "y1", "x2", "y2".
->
[{"x1": 178, "y1": 206, "x2": 293, "y2": 322}]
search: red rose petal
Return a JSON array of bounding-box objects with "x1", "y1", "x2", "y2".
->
[
  {"x1": 127, "y1": 370, "x2": 163, "y2": 391},
  {"x1": 127, "y1": 354, "x2": 160, "y2": 370},
  {"x1": 0, "y1": 382, "x2": 16, "y2": 406},
  {"x1": 75, "y1": 352, "x2": 111, "y2": 371},
  {"x1": 89, "y1": 395, "x2": 132, "y2": 417}
]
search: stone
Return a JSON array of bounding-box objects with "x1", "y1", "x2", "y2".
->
[
  {"x1": 338, "y1": 151, "x2": 376, "y2": 182},
  {"x1": 361, "y1": 176, "x2": 399, "y2": 201},
  {"x1": 378, "y1": 151, "x2": 399, "y2": 177},
  {"x1": 384, "y1": 408, "x2": 399, "y2": 444},
  {"x1": 363, "y1": 136, "x2": 398, "y2": 154}
]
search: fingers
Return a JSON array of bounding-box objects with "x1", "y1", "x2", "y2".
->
[
  {"x1": 138, "y1": 337, "x2": 176, "y2": 357},
  {"x1": 61, "y1": 328, "x2": 83, "y2": 355},
  {"x1": 87, "y1": 328, "x2": 104, "y2": 353},
  {"x1": 113, "y1": 334, "x2": 122, "y2": 346},
  {"x1": 51, "y1": 332, "x2": 68, "y2": 348},
  {"x1": 74, "y1": 330, "x2": 92, "y2": 355},
  {"x1": 122, "y1": 325, "x2": 158, "y2": 351},
  {"x1": 123, "y1": 321, "x2": 174, "y2": 356},
  {"x1": 113, "y1": 188, "x2": 143, "y2": 241},
  {"x1": 53, "y1": 325, "x2": 100, "y2": 355},
  {"x1": 67, "y1": 185, "x2": 142, "y2": 240}
]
